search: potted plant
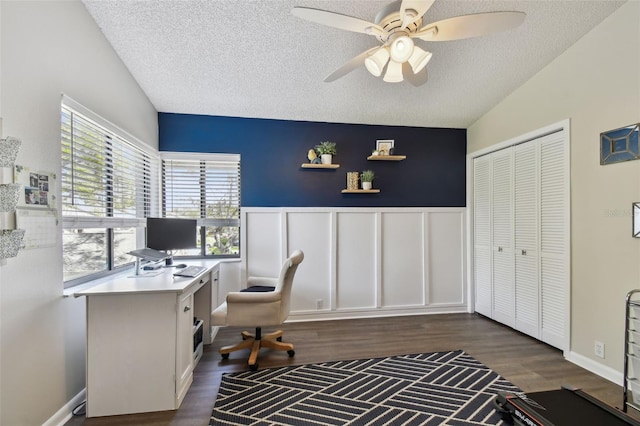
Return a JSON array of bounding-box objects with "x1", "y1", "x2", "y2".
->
[
  {"x1": 361, "y1": 170, "x2": 374, "y2": 190},
  {"x1": 315, "y1": 141, "x2": 337, "y2": 165}
]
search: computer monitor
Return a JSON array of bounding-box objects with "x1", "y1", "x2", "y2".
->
[{"x1": 146, "y1": 217, "x2": 197, "y2": 265}]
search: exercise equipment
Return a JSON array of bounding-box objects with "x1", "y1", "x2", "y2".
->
[{"x1": 494, "y1": 385, "x2": 640, "y2": 426}]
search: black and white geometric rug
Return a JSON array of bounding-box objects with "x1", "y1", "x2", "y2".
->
[{"x1": 210, "y1": 350, "x2": 520, "y2": 425}]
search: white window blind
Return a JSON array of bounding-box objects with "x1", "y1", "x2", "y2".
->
[
  {"x1": 161, "y1": 154, "x2": 240, "y2": 226},
  {"x1": 61, "y1": 99, "x2": 160, "y2": 284},
  {"x1": 161, "y1": 153, "x2": 240, "y2": 256},
  {"x1": 61, "y1": 105, "x2": 158, "y2": 228}
]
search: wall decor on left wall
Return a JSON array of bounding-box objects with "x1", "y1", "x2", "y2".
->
[
  {"x1": 0, "y1": 137, "x2": 25, "y2": 261},
  {"x1": 14, "y1": 165, "x2": 58, "y2": 249}
]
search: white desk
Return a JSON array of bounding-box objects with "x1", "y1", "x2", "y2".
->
[{"x1": 74, "y1": 260, "x2": 220, "y2": 418}]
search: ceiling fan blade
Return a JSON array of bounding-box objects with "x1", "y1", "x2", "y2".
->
[
  {"x1": 292, "y1": 7, "x2": 385, "y2": 36},
  {"x1": 400, "y1": 0, "x2": 436, "y2": 29},
  {"x1": 415, "y1": 11, "x2": 525, "y2": 41},
  {"x1": 402, "y1": 61, "x2": 429, "y2": 86},
  {"x1": 324, "y1": 47, "x2": 379, "y2": 82}
]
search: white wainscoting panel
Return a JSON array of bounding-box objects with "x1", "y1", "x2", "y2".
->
[
  {"x1": 245, "y1": 212, "x2": 282, "y2": 279},
  {"x1": 287, "y1": 211, "x2": 332, "y2": 312},
  {"x1": 241, "y1": 207, "x2": 467, "y2": 321},
  {"x1": 428, "y1": 212, "x2": 465, "y2": 305},
  {"x1": 336, "y1": 212, "x2": 377, "y2": 310},
  {"x1": 381, "y1": 212, "x2": 425, "y2": 308},
  {"x1": 217, "y1": 260, "x2": 241, "y2": 301}
]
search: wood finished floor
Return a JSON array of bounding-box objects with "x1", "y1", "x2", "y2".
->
[{"x1": 65, "y1": 313, "x2": 629, "y2": 425}]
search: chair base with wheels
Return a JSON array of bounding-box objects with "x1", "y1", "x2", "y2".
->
[{"x1": 219, "y1": 327, "x2": 295, "y2": 371}]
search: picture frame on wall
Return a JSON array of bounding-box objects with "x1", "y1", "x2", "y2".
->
[
  {"x1": 600, "y1": 123, "x2": 640, "y2": 165},
  {"x1": 633, "y1": 202, "x2": 640, "y2": 238},
  {"x1": 376, "y1": 139, "x2": 394, "y2": 155}
]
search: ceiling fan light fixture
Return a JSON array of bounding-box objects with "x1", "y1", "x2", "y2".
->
[
  {"x1": 364, "y1": 47, "x2": 390, "y2": 77},
  {"x1": 408, "y1": 46, "x2": 432, "y2": 74},
  {"x1": 383, "y1": 60, "x2": 403, "y2": 83},
  {"x1": 389, "y1": 35, "x2": 414, "y2": 63}
]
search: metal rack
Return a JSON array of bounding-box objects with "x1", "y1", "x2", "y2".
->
[{"x1": 624, "y1": 289, "x2": 640, "y2": 413}]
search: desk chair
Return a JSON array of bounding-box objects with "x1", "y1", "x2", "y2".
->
[{"x1": 211, "y1": 250, "x2": 304, "y2": 370}]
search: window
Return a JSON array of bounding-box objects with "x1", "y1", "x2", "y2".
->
[
  {"x1": 61, "y1": 99, "x2": 240, "y2": 287},
  {"x1": 61, "y1": 98, "x2": 158, "y2": 286},
  {"x1": 161, "y1": 153, "x2": 240, "y2": 257}
]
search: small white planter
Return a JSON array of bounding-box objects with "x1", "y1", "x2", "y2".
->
[
  {"x1": 321, "y1": 154, "x2": 333, "y2": 165},
  {"x1": 362, "y1": 181, "x2": 372, "y2": 190}
]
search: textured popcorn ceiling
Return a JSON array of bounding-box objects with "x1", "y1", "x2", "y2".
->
[{"x1": 82, "y1": 0, "x2": 624, "y2": 128}]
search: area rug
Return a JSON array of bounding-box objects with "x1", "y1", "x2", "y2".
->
[{"x1": 210, "y1": 350, "x2": 520, "y2": 425}]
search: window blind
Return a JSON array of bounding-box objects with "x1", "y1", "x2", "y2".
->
[
  {"x1": 61, "y1": 105, "x2": 158, "y2": 228},
  {"x1": 161, "y1": 154, "x2": 240, "y2": 227}
]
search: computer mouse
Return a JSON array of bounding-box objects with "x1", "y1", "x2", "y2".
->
[{"x1": 175, "y1": 264, "x2": 187, "y2": 268}]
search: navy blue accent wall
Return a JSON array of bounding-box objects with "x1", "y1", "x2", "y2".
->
[{"x1": 159, "y1": 113, "x2": 466, "y2": 207}]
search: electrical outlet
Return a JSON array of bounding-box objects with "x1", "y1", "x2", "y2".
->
[
  {"x1": 316, "y1": 299, "x2": 323, "y2": 310},
  {"x1": 594, "y1": 341, "x2": 605, "y2": 358}
]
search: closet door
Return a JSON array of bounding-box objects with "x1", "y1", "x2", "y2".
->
[
  {"x1": 514, "y1": 141, "x2": 540, "y2": 338},
  {"x1": 539, "y1": 133, "x2": 569, "y2": 349},
  {"x1": 491, "y1": 148, "x2": 515, "y2": 327},
  {"x1": 473, "y1": 155, "x2": 492, "y2": 317}
]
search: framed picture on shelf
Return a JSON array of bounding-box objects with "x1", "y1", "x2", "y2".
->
[{"x1": 376, "y1": 139, "x2": 394, "y2": 155}]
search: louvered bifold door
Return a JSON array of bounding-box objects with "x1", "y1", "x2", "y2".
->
[
  {"x1": 491, "y1": 148, "x2": 515, "y2": 327},
  {"x1": 473, "y1": 154, "x2": 492, "y2": 317},
  {"x1": 514, "y1": 142, "x2": 540, "y2": 338},
  {"x1": 539, "y1": 133, "x2": 569, "y2": 349}
]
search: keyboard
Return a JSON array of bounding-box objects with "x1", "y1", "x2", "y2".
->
[{"x1": 173, "y1": 265, "x2": 206, "y2": 278}]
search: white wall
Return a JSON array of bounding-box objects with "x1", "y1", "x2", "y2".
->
[
  {"x1": 0, "y1": 2, "x2": 157, "y2": 425},
  {"x1": 467, "y1": 1, "x2": 640, "y2": 382},
  {"x1": 242, "y1": 208, "x2": 467, "y2": 321}
]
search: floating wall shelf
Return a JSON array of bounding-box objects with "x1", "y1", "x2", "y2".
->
[
  {"x1": 341, "y1": 189, "x2": 380, "y2": 194},
  {"x1": 301, "y1": 163, "x2": 340, "y2": 169},
  {"x1": 367, "y1": 155, "x2": 406, "y2": 161}
]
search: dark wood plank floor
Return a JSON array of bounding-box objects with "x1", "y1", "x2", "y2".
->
[{"x1": 65, "y1": 313, "x2": 629, "y2": 425}]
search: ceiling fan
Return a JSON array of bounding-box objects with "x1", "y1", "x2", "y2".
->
[{"x1": 291, "y1": 0, "x2": 525, "y2": 86}]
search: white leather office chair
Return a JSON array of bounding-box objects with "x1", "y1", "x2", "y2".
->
[{"x1": 211, "y1": 250, "x2": 304, "y2": 370}]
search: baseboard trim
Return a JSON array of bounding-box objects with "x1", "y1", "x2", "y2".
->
[
  {"x1": 288, "y1": 306, "x2": 468, "y2": 322},
  {"x1": 43, "y1": 388, "x2": 86, "y2": 426},
  {"x1": 566, "y1": 350, "x2": 623, "y2": 386}
]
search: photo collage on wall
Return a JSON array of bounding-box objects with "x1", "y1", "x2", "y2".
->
[
  {"x1": 14, "y1": 165, "x2": 58, "y2": 249},
  {"x1": 25, "y1": 172, "x2": 49, "y2": 206}
]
